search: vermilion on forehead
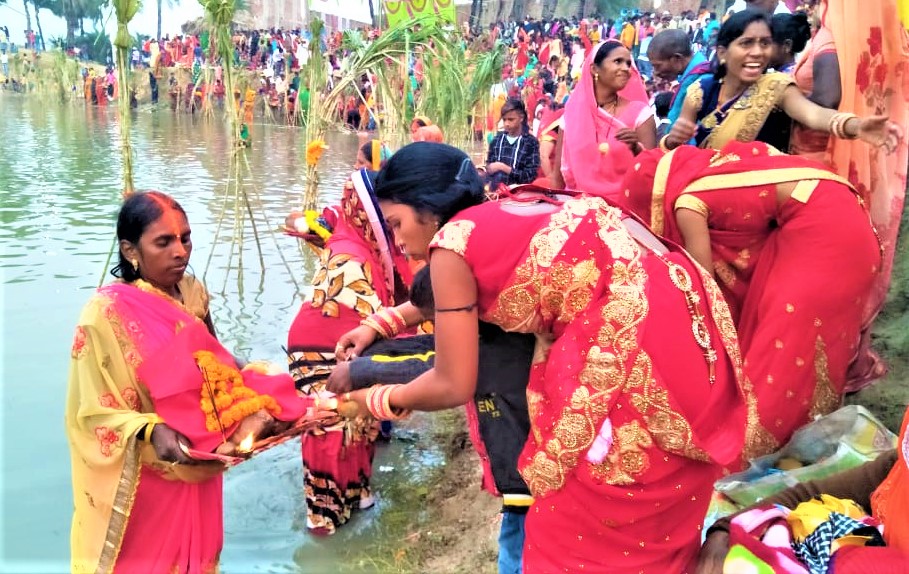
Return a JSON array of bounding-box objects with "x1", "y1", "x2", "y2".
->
[{"x1": 148, "y1": 194, "x2": 185, "y2": 237}]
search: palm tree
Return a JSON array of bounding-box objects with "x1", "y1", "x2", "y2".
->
[
  {"x1": 157, "y1": 0, "x2": 180, "y2": 41},
  {"x1": 32, "y1": 0, "x2": 57, "y2": 51}
]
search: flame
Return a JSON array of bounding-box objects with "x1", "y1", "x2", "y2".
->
[{"x1": 238, "y1": 432, "x2": 254, "y2": 453}]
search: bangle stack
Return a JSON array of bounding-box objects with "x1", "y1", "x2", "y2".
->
[
  {"x1": 365, "y1": 385, "x2": 411, "y2": 421},
  {"x1": 829, "y1": 112, "x2": 859, "y2": 140},
  {"x1": 360, "y1": 308, "x2": 407, "y2": 339}
]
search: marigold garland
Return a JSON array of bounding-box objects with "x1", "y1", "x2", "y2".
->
[{"x1": 195, "y1": 350, "x2": 281, "y2": 433}]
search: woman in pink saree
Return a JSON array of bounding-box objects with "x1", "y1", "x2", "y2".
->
[
  {"x1": 66, "y1": 191, "x2": 305, "y2": 573},
  {"x1": 560, "y1": 40, "x2": 656, "y2": 201}
]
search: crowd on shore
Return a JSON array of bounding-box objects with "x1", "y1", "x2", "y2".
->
[{"x1": 61, "y1": 1, "x2": 909, "y2": 573}]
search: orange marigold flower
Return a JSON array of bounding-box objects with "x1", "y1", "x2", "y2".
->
[{"x1": 306, "y1": 140, "x2": 329, "y2": 166}]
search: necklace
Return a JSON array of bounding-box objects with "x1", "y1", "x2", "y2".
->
[
  {"x1": 658, "y1": 254, "x2": 717, "y2": 384},
  {"x1": 621, "y1": 217, "x2": 718, "y2": 384},
  {"x1": 596, "y1": 95, "x2": 619, "y2": 155}
]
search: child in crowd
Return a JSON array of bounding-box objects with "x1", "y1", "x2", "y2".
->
[{"x1": 480, "y1": 98, "x2": 540, "y2": 188}]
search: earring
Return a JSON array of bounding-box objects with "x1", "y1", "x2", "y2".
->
[
  {"x1": 594, "y1": 72, "x2": 599, "y2": 83},
  {"x1": 130, "y1": 258, "x2": 139, "y2": 272},
  {"x1": 720, "y1": 59, "x2": 726, "y2": 66}
]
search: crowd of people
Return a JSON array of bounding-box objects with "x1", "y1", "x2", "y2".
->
[{"x1": 64, "y1": 0, "x2": 909, "y2": 573}]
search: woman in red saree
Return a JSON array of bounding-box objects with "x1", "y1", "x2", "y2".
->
[
  {"x1": 560, "y1": 40, "x2": 656, "y2": 201},
  {"x1": 335, "y1": 143, "x2": 757, "y2": 573},
  {"x1": 66, "y1": 192, "x2": 305, "y2": 573},
  {"x1": 285, "y1": 169, "x2": 413, "y2": 534},
  {"x1": 622, "y1": 141, "x2": 881, "y2": 454}
]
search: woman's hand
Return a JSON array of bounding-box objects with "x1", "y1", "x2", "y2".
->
[
  {"x1": 284, "y1": 211, "x2": 304, "y2": 229},
  {"x1": 694, "y1": 530, "x2": 730, "y2": 574},
  {"x1": 336, "y1": 388, "x2": 369, "y2": 419},
  {"x1": 326, "y1": 361, "x2": 353, "y2": 394},
  {"x1": 150, "y1": 423, "x2": 195, "y2": 464},
  {"x1": 666, "y1": 117, "x2": 697, "y2": 149},
  {"x1": 335, "y1": 325, "x2": 377, "y2": 361},
  {"x1": 615, "y1": 128, "x2": 641, "y2": 154},
  {"x1": 855, "y1": 116, "x2": 901, "y2": 153}
]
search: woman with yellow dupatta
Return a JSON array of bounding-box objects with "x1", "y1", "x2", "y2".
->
[
  {"x1": 67, "y1": 191, "x2": 305, "y2": 573},
  {"x1": 622, "y1": 141, "x2": 880, "y2": 455},
  {"x1": 662, "y1": 10, "x2": 899, "y2": 156}
]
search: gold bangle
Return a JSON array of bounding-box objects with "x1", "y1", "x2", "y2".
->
[{"x1": 659, "y1": 134, "x2": 672, "y2": 152}]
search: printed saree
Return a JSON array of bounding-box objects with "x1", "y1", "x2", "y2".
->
[
  {"x1": 286, "y1": 169, "x2": 411, "y2": 534},
  {"x1": 621, "y1": 142, "x2": 880, "y2": 453},
  {"x1": 431, "y1": 193, "x2": 754, "y2": 573},
  {"x1": 560, "y1": 41, "x2": 652, "y2": 201},
  {"x1": 66, "y1": 275, "x2": 304, "y2": 573}
]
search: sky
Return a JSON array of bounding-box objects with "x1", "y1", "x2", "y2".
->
[{"x1": 0, "y1": 2, "x2": 205, "y2": 45}]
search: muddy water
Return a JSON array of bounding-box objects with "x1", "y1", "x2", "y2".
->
[{"x1": 0, "y1": 94, "x2": 443, "y2": 573}]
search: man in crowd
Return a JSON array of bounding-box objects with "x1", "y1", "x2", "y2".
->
[{"x1": 647, "y1": 29, "x2": 711, "y2": 125}]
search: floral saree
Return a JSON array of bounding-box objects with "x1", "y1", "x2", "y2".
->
[
  {"x1": 817, "y1": 0, "x2": 909, "y2": 390},
  {"x1": 431, "y1": 193, "x2": 754, "y2": 573},
  {"x1": 621, "y1": 142, "x2": 880, "y2": 453},
  {"x1": 67, "y1": 275, "x2": 305, "y2": 573}
]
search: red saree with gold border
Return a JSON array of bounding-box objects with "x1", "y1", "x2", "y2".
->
[
  {"x1": 621, "y1": 142, "x2": 881, "y2": 454},
  {"x1": 431, "y1": 194, "x2": 754, "y2": 573}
]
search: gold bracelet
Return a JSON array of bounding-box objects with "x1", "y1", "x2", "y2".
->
[
  {"x1": 659, "y1": 134, "x2": 672, "y2": 152},
  {"x1": 829, "y1": 112, "x2": 858, "y2": 140}
]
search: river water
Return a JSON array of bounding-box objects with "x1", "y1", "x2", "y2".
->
[{"x1": 0, "y1": 95, "x2": 443, "y2": 573}]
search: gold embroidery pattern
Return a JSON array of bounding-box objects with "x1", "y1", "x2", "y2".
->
[
  {"x1": 674, "y1": 195, "x2": 710, "y2": 218},
  {"x1": 431, "y1": 220, "x2": 476, "y2": 257},
  {"x1": 522, "y1": 204, "x2": 652, "y2": 495},
  {"x1": 708, "y1": 152, "x2": 742, "y2": 167},
  {"x1": 696, "y1": 262, "x2": 777, "y2": 460},
  {"x1": 488, "y1": 197, "x2": 601, "y2": 331},
  {"x1": 809, "y1": 336, "x2": 841, "y2": 420},
  {"x1": 685, "y1": 79, "x2": 704, "y2": 113},
  {"x1": 589, "y1": 420, "x2": 654, "y2": 485}
]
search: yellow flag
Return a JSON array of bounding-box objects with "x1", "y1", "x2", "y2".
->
[{"x1": 384, "y1": 0, "x2": 456, "y2": 28}]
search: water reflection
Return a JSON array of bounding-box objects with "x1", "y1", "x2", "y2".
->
[{"x1": 0, "y1": 94, "x2": 441, "y2": 573}]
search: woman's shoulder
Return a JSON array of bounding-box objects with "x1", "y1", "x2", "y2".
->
[{"x1": 759, "y1": 71, "x2": 796, "y2": 88}]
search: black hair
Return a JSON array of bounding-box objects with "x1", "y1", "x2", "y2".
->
[
  {"x1": 771, "y1": 12, "x2": 811, "y2": 54},
  {"x1": 500, "y1": 97, "x2": 530, "y2": 133},
  {"x1": 714, "y1": 9, "x2": 772, "y2": 79},
  {"x1": 111, "y1": 191, "x2": 187, "y2": 282},
  {"x1": 408, "y1": 265, "x2": 434, "y2": 313},
  {"x1": 593, "y1": 40, "x2": 626, "y2": 66},
  {"x1": 359, "y1": 141, "x2": 391, "y2": 169},
  {"x1": 647, "y1": 28, "x2": 693, "y2": 59},
  {"x1": 654, "y1": 91, "x2": 673, "y2": 118},
  {"x1": 374, "y1": 142, "x2": 485, "y2": 226}
]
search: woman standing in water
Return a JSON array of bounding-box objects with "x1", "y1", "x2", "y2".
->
[{"x1": 66, "y1": 191, "x2": 304, "y2": 573}]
